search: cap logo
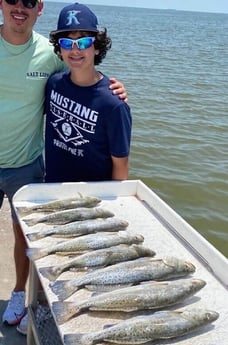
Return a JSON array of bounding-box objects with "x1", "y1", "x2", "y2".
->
[{"x1": 66, "y1": 10, "x2": 81, "y2": 26}]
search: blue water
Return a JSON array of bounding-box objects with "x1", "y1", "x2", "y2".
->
[{"x1": 2, "y1": 2, "x2": 227, "y2": 257}]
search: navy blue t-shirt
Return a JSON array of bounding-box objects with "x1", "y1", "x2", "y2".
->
[{"x1": 44, "y1": 71, "x2": 132, "y2": 182}]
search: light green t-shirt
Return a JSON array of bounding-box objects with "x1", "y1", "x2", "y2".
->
[{"x1": 0, "y1": 31, "x2": 64, "y2": 168}]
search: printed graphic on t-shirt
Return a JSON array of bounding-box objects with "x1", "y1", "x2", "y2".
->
[{"x1": 50, "y1": 90, "x2": 98, "y2": 147}]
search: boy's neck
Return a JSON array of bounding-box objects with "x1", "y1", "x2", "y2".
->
[{"x1": 70, "y1": 70, "x2": 103, "y2": 87}]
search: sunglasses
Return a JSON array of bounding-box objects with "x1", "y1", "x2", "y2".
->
[
  {"x1": 58, "y1": 37, "x2": 95, "y2": 51},
  {"x1": 5, "y1": 0, "x2": 39, "y2": 9}
]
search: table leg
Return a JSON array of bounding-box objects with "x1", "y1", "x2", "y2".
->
[{"x1": 27, "y1": 261, "x2": 39, "y2": 345}]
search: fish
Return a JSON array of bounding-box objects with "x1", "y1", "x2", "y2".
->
[
  {"x1": 27, "y1": 232, "x2": 144, "y2": 261},
  {"x1": 23, "y1": 207, "x2": 114, "y2": 226},
  {"x1": 52, "y1": 278, "x2": 206, "y2": 324},
  {"x1": 64, "y1": 308, "x2": 219, "y2": 345},
  {"x1": 27, "y1": 217, "x2": 129, "y2": 241},
  {"x1": 17, "y1": 194, "x2": 101, "y2": 215},
  {"x1": 39, "y1": 244, "x2": 155, "y2": 281},
  {"x1": 50, "y1": 256, "x2": 196, "y2": 300}
]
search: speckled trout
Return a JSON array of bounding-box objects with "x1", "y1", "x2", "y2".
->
[
  {"x1": 17, "y1": 194, "x2": 101, "y2": 215},
  {"x1": 27, "y1": 217, "x2": 129, "y2": 241},
  {"x1": 27, "y1": 232, "x2": 144, "y2": 261},
  {"x1": 50, "y1": 257, "x2": 195, "y2": 300},
  {"x1": 64, "y1": 308, "x2": 219, "y2": 345},
  {"x1": 23, "y1": 207, "x2": 114, "y2": 226},
  {"x1": 39, "y1": 244, "x2": 155, "y2": 281},
  {"x1": 53, "y1": 278, "x2": 206, "y2": 324}
]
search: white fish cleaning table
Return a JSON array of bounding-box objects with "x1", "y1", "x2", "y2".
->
[{"x1": 13, "y1": 180, "x2": 228, "y2": 345}]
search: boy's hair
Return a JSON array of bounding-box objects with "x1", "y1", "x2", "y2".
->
[{"x1": 49, "y1": 29, "x2": 112, "y2": 65}]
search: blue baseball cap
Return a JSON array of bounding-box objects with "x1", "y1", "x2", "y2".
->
[{"x1": 50, "y1": 2, "x2": 99, "y2": 36}]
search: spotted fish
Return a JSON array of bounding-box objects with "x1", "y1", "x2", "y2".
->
[
  {"x1": 53, "y1": 278, "x2": 206, "y2": 324},
  {"x1": 64, "y1": 308, "x2": 219, "y2": 345},
  {"x1": 39, "y1": 244, "x2": 155, "y2": 281},
  {"x1": 17, "y1": 194, "x2": 101, "y2": 215},
  {"x1": 27, "y1": 217, "x2": 129, "y2": 241},
  {"x1": 23, "y1": 207, "x2": 114, "y2": 226},
  {"x1": 27, "y1": 232, "x2": 144, "y2": 261},
  {"x1": 50, "y1": 256, "x2": 196, "y2": 300}
]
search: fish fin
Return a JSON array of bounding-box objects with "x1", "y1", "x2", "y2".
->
[
  {"x1": 85, "y1": 266, "x2": 105, "y2": 272},
  {"x1": 22, "y1": 216, "x2": 40, "y2": 226},
  {"x1": 52, "y1": 234, "x2": 79, "y2": 238},
  {"x1": 138, "y1": 281, "x2": 154, "y2": 286},
  {"x1": 101, "y1": 251, "x2": 120, "y2": 266},
  {"x1": 133, "y1": 244, "x2": 156, "y2": 257},
  {"x1": 70, "y1": 267, "x2": 89, "y2": 272},
  {"x1": 86, "y1": 284, "x2": 133, "y2": 292},
  {"x1": 103, "y1": 323, "x2": 116, "y2": 329},
  {"x1": 64, "y1": 333, "x2": 89, "y2": 345},
  {"x1": 52, "y1": 301, "x2": 79, "y2": 324},
  {"x1": 16, "y1": 206, "x2": 32, "y2": 216},
  {"x1": 67, "y1": 252, "x2": 86, "y2": 258},
  {"x1": 26, "y1": 247, "x2": 46, "y2": 260},
  {"x1": 78, "y1": 192, "x2": 83, "y2": 198},
  {"x1": 139, "y1": 280, "x2": 168, "y2": 286},
  {"x1": 91, "y1": 291, "x2": 103, "y2": 297},
  {"x1": 85, "y1": 285, "x2": 114, "y2": 293},
  {"x1": 163, "y1": 257, "x2": 176, "y2": 268},
  {"x1": 56, "y1": 251, "x2": 86, "y2": 256},
  {"x1": 39, "y1": 266, "x2": 61, "y2": 281},
  {"x1": 26, "y1": 232, "x2": 43, "y2": 241},
  {"x1": 50, "y1": 280, "x2": 77, "y2": 300}
]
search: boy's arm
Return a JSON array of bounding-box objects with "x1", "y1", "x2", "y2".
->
[{"x1": 111, "y1": 156, "x2": 129, "y2": 180}]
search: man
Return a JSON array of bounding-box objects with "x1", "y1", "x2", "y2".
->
[{"x1": 0, "y1": 0, "x2": 127, "y2": 328}]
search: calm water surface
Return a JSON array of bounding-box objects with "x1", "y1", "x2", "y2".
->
[{"x1": 2, "y1": 2, "x2": 227, "y2": 257}]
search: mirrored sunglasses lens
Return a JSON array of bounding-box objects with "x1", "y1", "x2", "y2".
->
[
  {"x1": 59, "y1": 39, "x2": 73, "y2": 50},
  {"x1": 77, "y1": 37, "x2": 94, "y2": 50}
]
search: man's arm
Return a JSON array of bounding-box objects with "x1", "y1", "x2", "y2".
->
[{"x1": 109, "y1": 77, "x2": 128, "y2": 102}]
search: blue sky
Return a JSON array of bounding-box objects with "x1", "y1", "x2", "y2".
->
[{"x1": 51, "y1": 0, "x2": 228, "y2": 14}]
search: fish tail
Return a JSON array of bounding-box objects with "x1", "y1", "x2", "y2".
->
[
  {"x1": 26, "y1": 247, "x2": 46, "y2": 260},
  {"x1": 23, "y1": 218, "x2": 38, "y2": 226},
  {"x1": 27, "y1": 232, "x2": 43, "y2": 241},
  {"x1": 50, "y1": 280, "x2": 77, "y2": 300},
  {"x1": 39, "y1": 266, "x2": 61, "y2": 281},
  {"x1": 17, "y1": 207, "x2": 31, "y2": 216},
  {"x1": 64, "y1": 333, "x2": 92, "y2": 345},
  {"x1": 52, "y1": 301, "x2": 79, "y2": 324}
]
